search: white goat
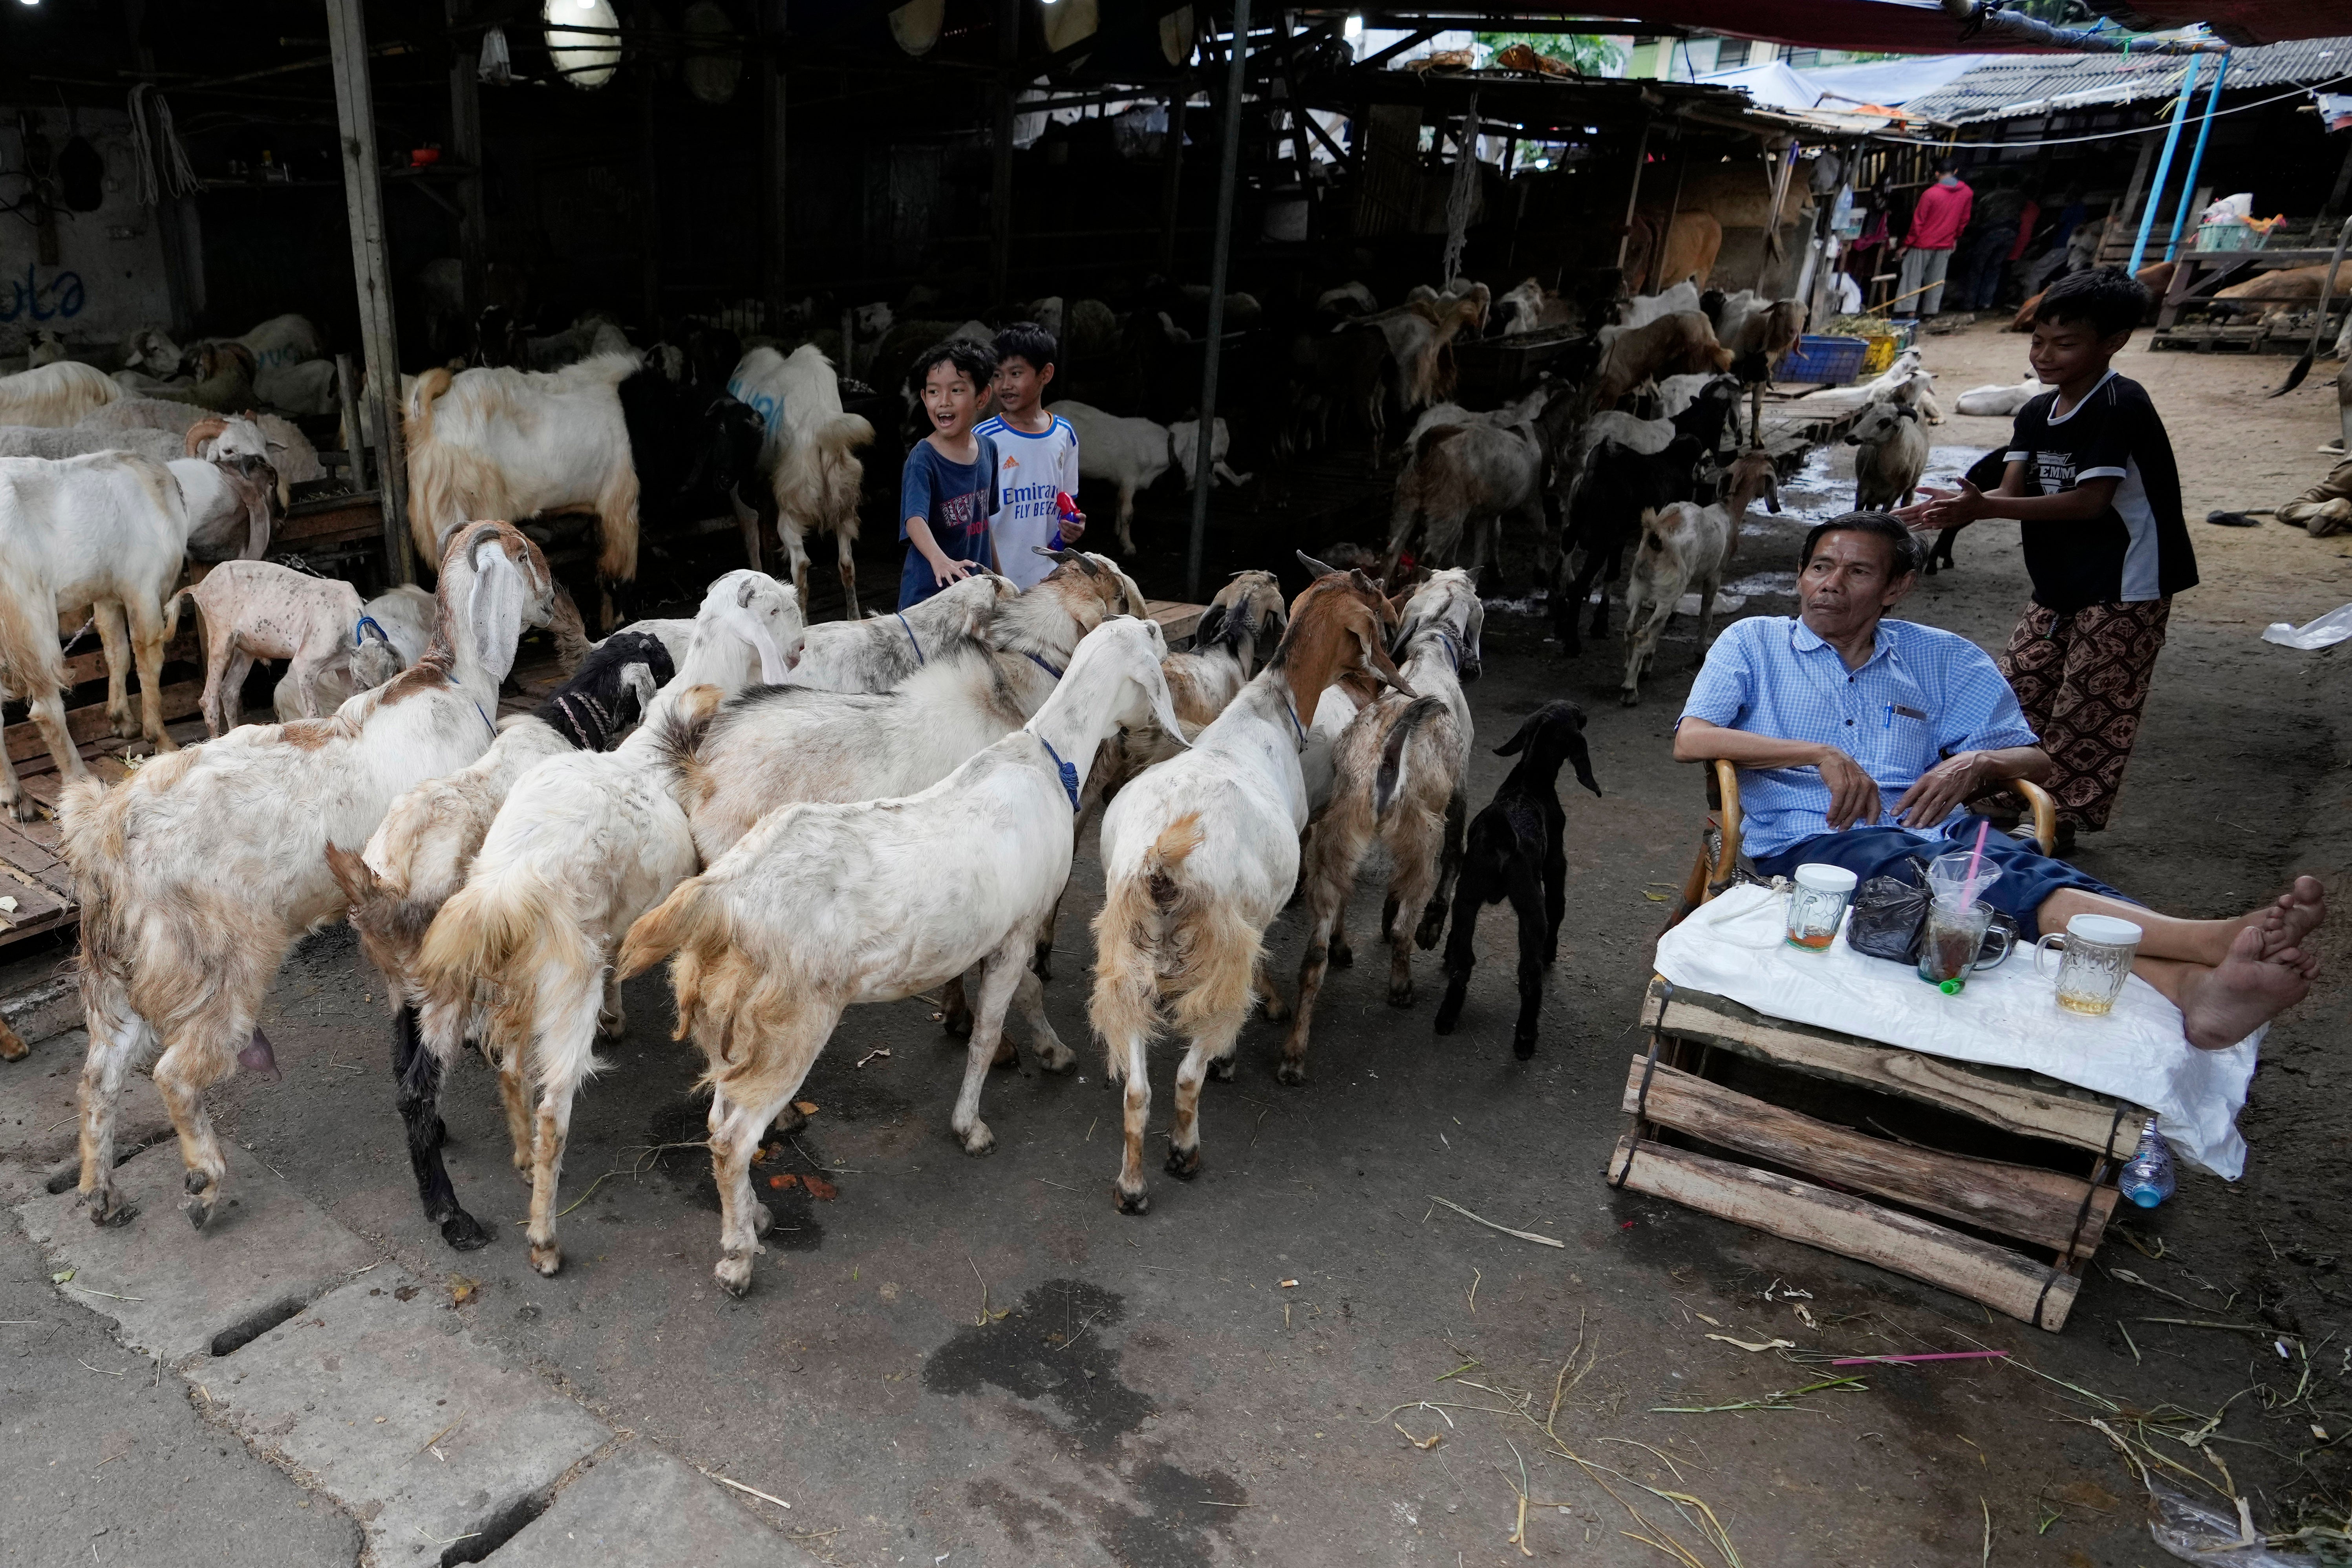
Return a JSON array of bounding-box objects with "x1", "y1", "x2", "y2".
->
[
  {"x1": 405, "y1": 351, "x2": 642, "y2": 607},
  {"x1": 0, "y1": 439, "x2": 278, "y2": 812},
  {"x1": 1620, "y1": 449, "x2": 1779, "y2": 705},
  {"x1": 276, "y1": 585, "x2": 435, "y2": 722},
  {"x1": 0, "y1": 360, "x2": 121, "y2": 427},
  {"x1": 618, "y1": 617, "x2": 1188, "y2": 1294},
  {"x1": 1089, "y1": 570, "x2": 1411, "y2": 1214},
  {"x1": 1287, "y1": 572, "x2": 1482, "y2": 1071},
  {"x1": 1848, "y1": 400, "x2": 1930, "y2": 513},
  {"x1": 725, "y1": 345, "x2": 874, "y2": 619},
  {"x1": 1604, "y1": 280, "x2": 1703, "y2": 338},
  {"x1": 168, "y1": 562, "x2": 382, "y2": 733},
  {"x1": 406, "y1": 571, "x2": 802, "y2": 1273},
  {"x1": 1170, "y1": 416, "x2": 1250, "y2": 494},
  {"x1": 786, "y1": 571, "x2": 1012, "y2": 693},
  {"x1": 1955, "y1": 375, "x2": 2043, "y2": 417},
  {"x1": 64, "y1": 523, "x2": 558, "y2": 1229},
  {"x1": 1050, "y1": 399, "x2": 1183, "y2": 555}
]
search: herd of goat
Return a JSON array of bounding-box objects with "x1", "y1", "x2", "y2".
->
[{"x1": 0, "y1": 265, "x2": 1963, "y2": 1293}]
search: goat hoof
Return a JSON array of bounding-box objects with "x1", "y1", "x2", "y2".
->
[
  {"x1": 1114, "y1": 1185, "x2": 1151, "y2": 1216},
  {"x1": 1037, "y1": 1044, "x2": 1076, "y2": 1075},
  {"x1": 1513, "y1": 1035, "x2": 1538, "y2": 1061},
  {"x1": 528, "y1": 1242, "x2": 563, "y2": 1277},
  {"x1": 1387, "y1": 981, "x2": 1415, "y2": 1009},
  {"x1": 1328, "y1": 942, "x2": 1353, "y2": 970},
  {"x1": 988, "y1": 1037, "x2": 1017, "y2": 1070},
  {"x1": 770, "y1": 1103, "x2": 809, "y2": 1136},
  {"x1": 1618, "y1": 690, "x2": 1640, "y2": 708},
  {"x1": 5, "y1": 796, "x2": 35, "y2": 823},
  {"x1": 959, "y1": 1123, "x2": 995, "y2": 1156},
  {"x1": 1275, "y1": 1060, "x2": 1307, "y2": 1087},
  {"x1": 1206, "y1": 1056, "x2": 1236, "y2": 1083},
  {"x1": 1257, "y1": 993, "x2": 1291, "y2": 1023},
  {"x1": 183, "y1": 1193, "x2": 216, "y2": 1231},
  {"x1": 108, "y1": 709, "x2": 140, "y2": 741},
  {"x1": 440, "y1": 1211, "x2": 492, "y2": 1251},
  {"x1": 716, "y1": 1254, "x2": 755, "y2": 1297},
  {"x1": 1414, "y1": 917, "x2": 1445, "y2": 951},
  {"x1": 1164, "y1": 1146, "x2": 1201, "y2": 1181},
  {"x1": 596, "y1": 1013, "x2": 626, "y2": 1040},
  {"x1": 427, "y1": 1116, "x2": 449, "y2": 1150},
  {"x1": 82, "y1": 1190, "x2": 137, "y2": 1227},
  {"x1": 752, "y1": 1201, "x2": 775, "y2": 1237},
  {"x1": 941, "y1": 1009, "x2": 973, "y2": 1040}
]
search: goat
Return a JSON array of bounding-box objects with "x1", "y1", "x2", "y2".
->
[
  {"x1": 1848, "y1": 400, "x2": 1930, "y2": 515},
  {"x1": 169, "y1": 561, "x2": 388, "y2": 733},
  {"x1": 119, "y1": 329, "x2": 182, "y2": 379},
  {"x1": 1282, "y1": 323, "x2": 1391, "y2": 461},
  {"x1": 1593, "y1": 313, "x2": 1733, "y2": 406},
  {"x1": 0, "y1": 441, "x2": 278, "y2": 812},
  {"x1": 275, "y1": 584, "x2": 437, "y2": 722},
  {"x1": 1496, "y1": 278, "x2": 1577, "y2": 336},
  {"x1": 254, "y1": 359, "x2": 340, "y2": 417},
  {"x1": 1702, "y1": 289, "x2": 1807, "y2": 439},
  {"x1": 1372, "y1": 294, "x2": 1483, "y2": 414},
  {"x1": 0, "y1": 360, "x2": 121, "y2": 427},
  {"x1": 1619, "y1": 448, "x2": 1779, "y2": 704},
  {"x1": 405, "y1": 351, "x2": 642, "y2": 622},
  {"x1": 63, "y1": 521, "x2": 558, "y2": 1230},
  {"x1": 725, "y1": 345, "x2": 874, "y2": 620},
  {"x1": 149, "y1": 344, "x2": 258, "y2": 412},
  {"x1": 400, "y1": 574, "x2": 799, "y2": 1268},
  {"x1": 1955, "y1": 375, "x2": 2042, "y2": 417},
  {"x1": 1170, "y1": 416, "x2": 1250, "y2": 496},
  {"x1": 1607, "y1": 280, "x2": 1702, "y2": 334},
  {"x1": 1386, "y1": 386, "x2": 1586, "y2": 587},
  {"x1": 618, "y1": 618, "x2": 1184, "y2": 1294},
  {"x1": 1052, "y1": 399, "x2": 1178, "y2": 554},
  {"x1": 1286, "y1": 571, "x2": 1482, "y2": 1070},
  {"x1": 786, "y1": 571, "x2": 1013, "y2": 693},
  {"x1": 1430, "y1": 702, "x2": 1602, "y2": 1056},
  {"x1": 1089, "y1": 566, "x2": 1412, "y2": 1214},
  {"x1": 1553, "y1": 433, "x2": 1704, "y2": 657},
  {"x1": 616, "y1": 372, "x2": 767, "y2": 560}
]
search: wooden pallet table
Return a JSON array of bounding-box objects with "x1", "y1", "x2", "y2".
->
[{"x1": 1610, "y1": 978, "x2": 2149, "y2": 1332}]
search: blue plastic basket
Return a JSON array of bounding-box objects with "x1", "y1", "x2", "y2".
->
[{"x1": 1775, "y1": 334, "x2": 1871, "y2": 386}]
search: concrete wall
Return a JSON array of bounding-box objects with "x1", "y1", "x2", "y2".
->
[{"x1": 0, "y1": 108, "x2": 177, "y2": 362}]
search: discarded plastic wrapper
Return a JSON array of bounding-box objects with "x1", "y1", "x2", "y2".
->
[
  {"x1": 2261, "y1": 602, "x2": 2352, "y2": 650},
  {"x1": 2144, "y1": 1475, "x2": 2296, "y2": 1567}
]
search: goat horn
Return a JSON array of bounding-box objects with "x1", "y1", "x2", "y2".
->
[{"x1": 1295, "y1": 550, "x2": 1340, "y2": 579}]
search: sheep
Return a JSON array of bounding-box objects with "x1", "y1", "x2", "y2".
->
[
  {"x1": 401, "y1": 573, "x2": 802, "y2": 1268},
  {"x1": 74, "y1": 395, "x2": 199, "y2": 436},
  {"x1": 168, "y1": 562, "x2": 384, "y2": 733},
  {"x1": 785, "y1": 571, "x2": 1013, "y2": 693},
  {"x1": 1621, "y1": 449, "x2": 1778, "y2": 686},
  {"x1": 118, "y1": 329, "x2": 182, "y2": 379},
  {"x1": 1430, "y1": 702, "x2": 1602, "y2": 1057},
  {"x1": 273, "y1": 583, "x2": 437, "y2": 722},
  {"x1": 1385, "y1": 386, "x2": 1588, "y2": 587},
  {"x1": 1553, "y1": 434, "x2": 1706, "y2": 657},
  {"x1": 1285, "y1": 571, "x2": 1482, "y2": 1071},
  {"x1": 1848, "y1": 399, "x2": 1930, "y2": 514},
  {"x1": 0, "y1": 360, "x2": 121, "y2": 427},
  {"x1": 0, "y1": 421, "x2": 187, "y2": 468},
  {"x1": 0, "y1": 439, "x2": 278, "y2": 811},
  {"x1": 1593, "y1": 312, "x2": 1733, "y2": 406},
  {"x1": 725, "y1": 345, "x2": 875, "y2": 620},
  {"x1": 667, "y1": 552, "x2": 1134, "y2": 862},
  {"x1": 210, "y1": 313, "x2": 323, "y2": 373},
  {"x1": 617, "y1": 617, "x2": 1188, "y2": 1294},
  {"x1": 1089, "y1": 566, "x2": 1412, "y2": 1213},
  {"x1": 1955, "y1": 375, "x2": 2043, "y2": 417},
  {"x1": 405, "y1": 351, "x2": 642, "y2": 621},
  {"x1": 63, "y1": 521, "x2": 558, "y2": 1230}
]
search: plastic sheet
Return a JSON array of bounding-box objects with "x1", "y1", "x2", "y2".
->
[
  {"x1": 2261, "y1": 602, "x2": 2352, "y2": 650},
  {"x1": 2146, "y1": 1477, "x2": 2299, "y2": 1567}
]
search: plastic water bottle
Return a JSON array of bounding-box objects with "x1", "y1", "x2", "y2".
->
[{"x1": 2118, "y1": 1118, "x2": 2176, "y2": 1209}]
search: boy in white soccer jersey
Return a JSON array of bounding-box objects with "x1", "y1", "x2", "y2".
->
[{"x1": 976, "y1": 322, "x2": 1085, "y2": 590}]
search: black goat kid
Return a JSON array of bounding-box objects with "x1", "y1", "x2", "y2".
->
[{"x1": 1432, "y1": 701, "x2": 1603, "y2": 1058}]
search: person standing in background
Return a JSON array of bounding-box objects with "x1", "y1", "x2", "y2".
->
[
  {"x1": 1893, "y1": 158, "x2": 1973, "y2": 321},
  {"x1": 1956, "y1": 170, "x2": 2025, "y2": 312}
]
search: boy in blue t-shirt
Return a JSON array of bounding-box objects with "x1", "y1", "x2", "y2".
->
[
  {"x1": 975, "y1": 322, "x2": 1085, "y2": 591},
  {"x1": 898, "y1": 339, "x2": 1001, "y2": 608}
]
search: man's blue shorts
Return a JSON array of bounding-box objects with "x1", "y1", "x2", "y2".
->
[{"x1": 1752, "y1": 816, "x2": 2132, "y2": 940}]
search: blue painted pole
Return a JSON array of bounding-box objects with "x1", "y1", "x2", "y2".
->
[
  {"x1": 2164, "y1": 50, "x2": 2229, "y2": 262},
  {"x1": 2130, "y1": 52, "x2": 2202, "y2": 274}
]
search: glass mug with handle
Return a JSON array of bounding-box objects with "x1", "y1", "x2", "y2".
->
[
  {"x1": 2034, "y1": 913, "x2": 2144, "y2": 1016},
  {"x1": 1917, "y1": 898, "x2": 2015, "y2": 990}
]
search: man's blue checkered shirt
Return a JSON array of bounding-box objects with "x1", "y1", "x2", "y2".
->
[{"x1": 1677, "y1": 617, "x2": 2041, "y2": 860}]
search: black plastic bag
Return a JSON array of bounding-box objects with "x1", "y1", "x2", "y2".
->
[{"x1": 1845, "y1": 859, "x2": 1933, "y2": 964}]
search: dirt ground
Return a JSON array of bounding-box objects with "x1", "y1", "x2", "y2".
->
[{"x1": 4, "y1": 317, "x2": 2350, "y2": 1568}]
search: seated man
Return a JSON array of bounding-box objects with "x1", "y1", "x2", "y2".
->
[{"x1": 1672, "y1": 512, "x2": 2323, "y2": 1052}]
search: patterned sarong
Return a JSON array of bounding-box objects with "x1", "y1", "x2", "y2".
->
[{"x1": 1994, "y1": 597, "x2": 2172, "y2": 833}]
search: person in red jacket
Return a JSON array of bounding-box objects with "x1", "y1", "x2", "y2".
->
[{"x1": 1894, "y1": 158, "x2": 1974, "y2": 321}]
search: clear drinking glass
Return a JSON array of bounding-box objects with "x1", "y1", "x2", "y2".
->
[
  {"x1": 2033, "y1": 913, "x2": 2143, "y2": 1016},
  {"x1": 1916, "y1": 898, "x2": 2013, "y2": 990},
  {"x1": 1785, "y1": 864, "x2": 1857, "y2": 951}
]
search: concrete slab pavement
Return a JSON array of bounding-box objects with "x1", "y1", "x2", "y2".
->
[
  {"x1": 487, "y1": 1443, "x2": 805, "y2": 1568},
  {"x1": 16, "y1": 1140, "x2": 378, "y2": 1364}
]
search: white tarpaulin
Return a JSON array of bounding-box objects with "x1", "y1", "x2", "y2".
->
[
  {"x1": 1652, "y1": 883, "x2": 2261, "y2": 1178},
  {"x1": 1700, "y1": 54, "x2": 1990, "y2": 113}
]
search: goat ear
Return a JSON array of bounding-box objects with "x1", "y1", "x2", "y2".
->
[
  {"x1": 1763, "y1": 469, "x2": 1782, "y2": 513},
  {"x1": 1565, "y1": 725, "x2": 1603, "y2": 798},
  {"x1": 467, "y1": 542, "x2": 528, "y2": 687},
  {"x1": 737, "y1": 576, "x2": 758, "y2": 609},
  {"x1": 1295, "y1": 549, "x2": 1340, "y2": 580},
  {"x1": 1192, "y1": 600, "x2": 1228, "y2": 650},
  {"x1": 1355, "y1": 622, "x2": 1416, "y2": 697},
  {"x1": 1140, "y1": 651, "x2": 1191, "y2": 747},
  {"x1": 1494, "y1": 711, "x2": 1540, "y2": 755}
]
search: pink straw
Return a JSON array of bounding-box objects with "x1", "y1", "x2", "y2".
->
[
  {"x1": 1828, "y1": 1350, "x2": 2010, "y2": 1367},
  {"x1": 1961, "y1": 816, "x2": 1992, "y2": 906}
]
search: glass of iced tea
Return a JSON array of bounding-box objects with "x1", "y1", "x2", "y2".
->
[
  {"x1": 1785, "y1": 864, "x2": 1857, "y2": 951},
  {"x1": 1917, "y1": 899, "x2": 2012, "y2": 988},
  {"x1": 2034, "y1": 913, "x2": 2143, "y2": 1016}
]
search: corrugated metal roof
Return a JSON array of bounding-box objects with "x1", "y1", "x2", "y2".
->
[{"x1": 1904, "y1": 34, "x2": 2352, "y2": 122}]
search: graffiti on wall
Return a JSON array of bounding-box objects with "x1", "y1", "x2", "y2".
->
[{"x1": 0, "y1": 265, "x2": 86, "y2": 323}]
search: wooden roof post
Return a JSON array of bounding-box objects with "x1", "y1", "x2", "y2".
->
[
  {"x1": 326, "y1": 0, "x2": 416, "y2": 585},
  {"x1": 446, "y1": 2, "x2": 488, "y2": 322},
  {"x1": 1614, "y1": 114, "x2": 1652, "y2": 282},
  {"x1": 1187, "y1": 0, "x2": 1251, "y2": 603}
]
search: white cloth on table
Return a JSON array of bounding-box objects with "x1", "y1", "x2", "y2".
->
[{"x1": 1651, "y1": 882, "x2": 2260, "y2": 1178}]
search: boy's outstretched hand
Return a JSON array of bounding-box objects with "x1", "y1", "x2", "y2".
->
[
  {"x1": 931, "y1": 556, "x2": 980, "y2": 588},
  {"x1": 1892, "y1": 478, "x2": 1988, "y2": 533}
]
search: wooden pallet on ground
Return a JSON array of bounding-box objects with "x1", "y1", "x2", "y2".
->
[{"x1": 1610, "y1": 978, "x2": 2146, "y2": 1332}]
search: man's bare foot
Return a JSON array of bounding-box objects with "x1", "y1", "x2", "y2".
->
[
  {"x1": 2179, "y1": 925, "x2": 2314, "y2": 1051},
  {"x1": 2262, "y1": 876, "x2": 2328, "y2": 956}
]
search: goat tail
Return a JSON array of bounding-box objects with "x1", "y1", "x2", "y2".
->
[
  {"x1": 1141, "y1": 811, "x2": 1206, "y2": 889},
  {"x1": 616, "y1": 875, "x2": 727, "y2": 998},
  {"x1": 405, "y1": 366, "x2": 453, "y2": 444},
  {"x1": 53, "y1": 776, "x2": 117, "y2": 883},
  {"x1": 1374, "y1": 696, "x2": 1445, "y2": 820},
  {"x1": 161, "y1": 585, "x2": 194, "y2": 646},
  {"x1": 411, "y1": 863, "x2": 568, "y2": 1014},
  {"x1": 646, "y1": 685, "x2": 724, "y2": 812}
]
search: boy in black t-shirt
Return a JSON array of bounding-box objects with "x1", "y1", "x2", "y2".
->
[{"x1": 1898, "y1": 268, "x2": 2195, "y2": 849}]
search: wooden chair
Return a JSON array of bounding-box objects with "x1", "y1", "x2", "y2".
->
[{"x1": 1670, "y1": 759, "x2": 2060, "y2": 924}]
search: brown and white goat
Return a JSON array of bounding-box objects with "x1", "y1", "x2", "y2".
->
[
  {"x1": 63, "y1": 522, "x2": 556, "y2": 1230},
  {"x1": 169, "y1": 560, "x2": 393, "y2": 733},
  {"x1": 1618, "y1": 449, "x2": 1778, "y2": 706},
  {"x1": 1593, "y1": 312, "x2": 1734, "y2": 407},
  {"x1": 1286, "y1": 571, "x2": 1482, "y2": 1069},
  {"x1": 1089, "y1": 567, "x2": 1412, "y2": 1215}
]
